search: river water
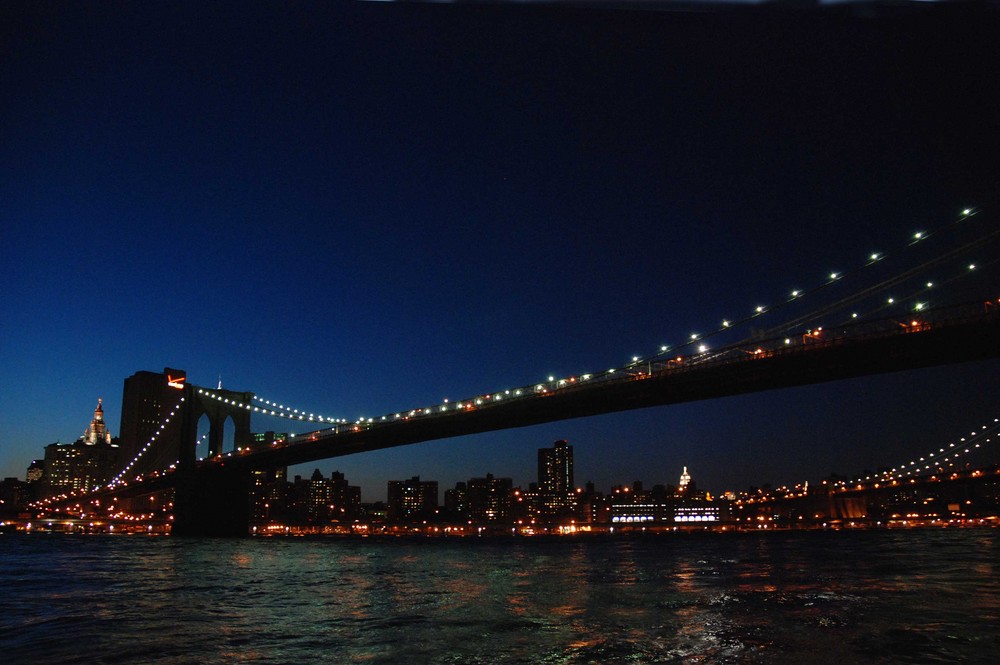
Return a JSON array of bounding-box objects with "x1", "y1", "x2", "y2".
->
[{"x1": 2, "y1": 529, "x2": 998, "y2": 664}]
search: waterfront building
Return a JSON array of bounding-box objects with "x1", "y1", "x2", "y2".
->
[
  {"x1": 538, "y1": 439, "x2": 576, "y2": 521},
  {"x1": 467, "y1": 473, "x2": 513, "y2": 522},
  {"x1": 251, "y1": 466, "x2": 287, "y2": 522},
  {"x1": 608, "y1": 469, "x2": 723, "y2": 525},
  {"x1": 0, "y1": 477, "x2": 28, "y2": 513},
  {"x1": 387, "y1": 476, "x2": 438, "y2": 521},
  {"x1": 302, "y1": 469, "x2": 358, "y2": 521},
  {"x1": 444, "y1": 481, "x2": 468, "y2": 520},
  {"x1": 577, "y1": 480, "x2": 609, "y2": 524},
  {"x1": 307, "y1": 468, "x2": 333, "y2": 520},
  {"x1": 511, "y1": 486, "x2": 538, "y2": 523}
]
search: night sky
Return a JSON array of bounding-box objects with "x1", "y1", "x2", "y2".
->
[{"x1": 3, "y1": 1, "x2": 999, "y2": 500}]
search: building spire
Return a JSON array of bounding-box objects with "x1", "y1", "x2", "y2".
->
[{"x1": 84, "y1": 397, "x2": 112, "y2": 445}]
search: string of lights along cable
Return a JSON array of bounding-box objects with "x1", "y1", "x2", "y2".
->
[
  {"x1": 107, "y1": 396, "x2": 186, "y2": 488},
  {"x1": 194, "y1": 207, "x2": 992, "y2": 443},
  {"x1": 839, "y1": 416, "x2": 1000, "y2": 489}
]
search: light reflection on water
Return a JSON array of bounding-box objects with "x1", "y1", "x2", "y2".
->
[{"x1": 2, "y1": 529, "x2": 999, "y2": 664}]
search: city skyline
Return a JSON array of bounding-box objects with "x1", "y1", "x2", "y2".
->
[
  {"x1": 10, "y1": 377, "x2": 721, "y2": 503},
  {"x1": 10, "y1": 363, "x2": 1000, "y2": 506},
  {"x1": 3, "y1": 2, "x2": 999, "y2": 498}
]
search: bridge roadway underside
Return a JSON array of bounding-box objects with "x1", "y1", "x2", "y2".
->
[
  {"x1": 176, "y1": 316, "x2": 1000, "y2": 536},
  {"x1": 254, "y1": 317, "x2": 1000, "y2": 470}
]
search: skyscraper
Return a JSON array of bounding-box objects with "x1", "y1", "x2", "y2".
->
[
  {"x1": 537, "y1": 440, "x2": 576, "y2": 521},
  {"x1": 679, "y1": 466, "x2": 692, "y2": 492}
]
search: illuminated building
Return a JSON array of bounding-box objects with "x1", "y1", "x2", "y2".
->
[
  {"x1": 538, "y1": 440, "x2": 576, "y2": 520},
  {"x1": 674, "y1": 505, "x2": 719, "y2": 523},
  {"x1": 307, "y1": 469, "x2": 333, "y2": 519},
  {"x1": 252, "y1": 431, "x2": 287, "y2": 449},
  {"x1": 25, "y1": 459, "x2": 45, "y2": 502},
  {"x1": 83, "y1": 398, "x2": 113, "y2": 445},
  {"x1": 41, "y1": 400, "x2": 122, "y2": 497},
  {"x1": 26, "y1": 459, "x2": 44, "y2": 483},
  {"x1": 43, "y1": 440, "x2": 119, "y2": 495},
  {"x1": 387, "y1": 476, "x2": 438, "y2": 522},
  {"x1": 609, "y1": 483, "x2": 672, "y2": 524},
  {"x1": 679, "y1": 466, "x2": 691, "y2": 492},
  {"x1": 298, "y1": 469, "x2": 359, "y2": 521},
  {"x1": 251, "y1": 466, "x2": 287, "y2": 522},
  {"x1": 467, "y1": 473, "x2": 513, "y2": 522}
]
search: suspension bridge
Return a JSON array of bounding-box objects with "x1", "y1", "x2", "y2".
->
[{"x1": 32, "y1": 208, "x2": 1000, "y2": 535}]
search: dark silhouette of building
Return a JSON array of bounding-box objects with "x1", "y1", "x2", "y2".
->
[
  {"x1": 119, "y1": 368, "x2": 187, "y2": 473},
  {"x1": 25, "y1": 459, "x2": 44, "y2": 500},
  {"x1": 0, "y1": 477, "x2": 28, "y2": 514},
  {"x1": 444, "y1": 481, "x2": 469, "y2": 520}
]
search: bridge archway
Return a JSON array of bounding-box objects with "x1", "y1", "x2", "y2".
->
[{"x1": 180, "y1": 386, "x2": 255, "y2": 463}]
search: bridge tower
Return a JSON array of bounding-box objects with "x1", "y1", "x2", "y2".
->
[{"x1": 172, "y1": 383, "x2": 256, "y2": 537}]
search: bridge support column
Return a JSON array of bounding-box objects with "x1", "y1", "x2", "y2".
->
[
  {"x1": 172, "y1": 384, "x2": 253, "y2": 537},
  {"x1": 173, "y1": 463, "x2": 253, "y2": 537}
]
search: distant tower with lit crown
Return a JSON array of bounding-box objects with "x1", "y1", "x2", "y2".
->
[
  {"x1": 83, "y1": 398, "x2": 112, "y2": 445},
  {"x1": 679, "y1": 466, "x2": 691, "y2": 492}
]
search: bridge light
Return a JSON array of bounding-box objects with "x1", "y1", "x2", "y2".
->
[
  {"x1": 829, "y1": 272, "x2": 839, "y2": 280},
  {"x1": 660, "y1": 345, "x2": 668, "y2": 352},
  {"x1": 851, "y1": 312, "x2": 858, "y2": 318},
  {"x1": 914, "y1": 231, "x2": 924, "y2": 240},
  {"x1": 887, "y1": 297, "x2": 894, "y2": 304},
  {"x1": 698, "y1": 344, "x2": 708, "y2": 353},
  {"x1": 914, "y1": 302, "x2": 925, "y2": 311},
  {"x1": 755, "y1": 306, "x2": 764, "y2": 313},
  {"x1": 790, "y1": 290, "x2": 799, "y2": 297},
  {"x1": 548, "y1": 376, "x2": 554, "y2": 382},
  {"x1": 870, "y1": 252, "x2": 880, "y2": 261},
  {"x1": 690, "y1": 333, "x2": 699, "y2": 340},
  {"x1": 963, "y1": 208, "x2": 972, "y2": 216},
  {"x1": 968, "y1": 263, "x2": 976, "y2": 271},
  {"x1": 784, "y1": 338, "x2": 791, "y2": 345}
]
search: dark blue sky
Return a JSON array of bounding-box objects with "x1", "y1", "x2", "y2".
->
[{"x1": 3, "y1": 1, "x2": 999, "y2": 500}]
